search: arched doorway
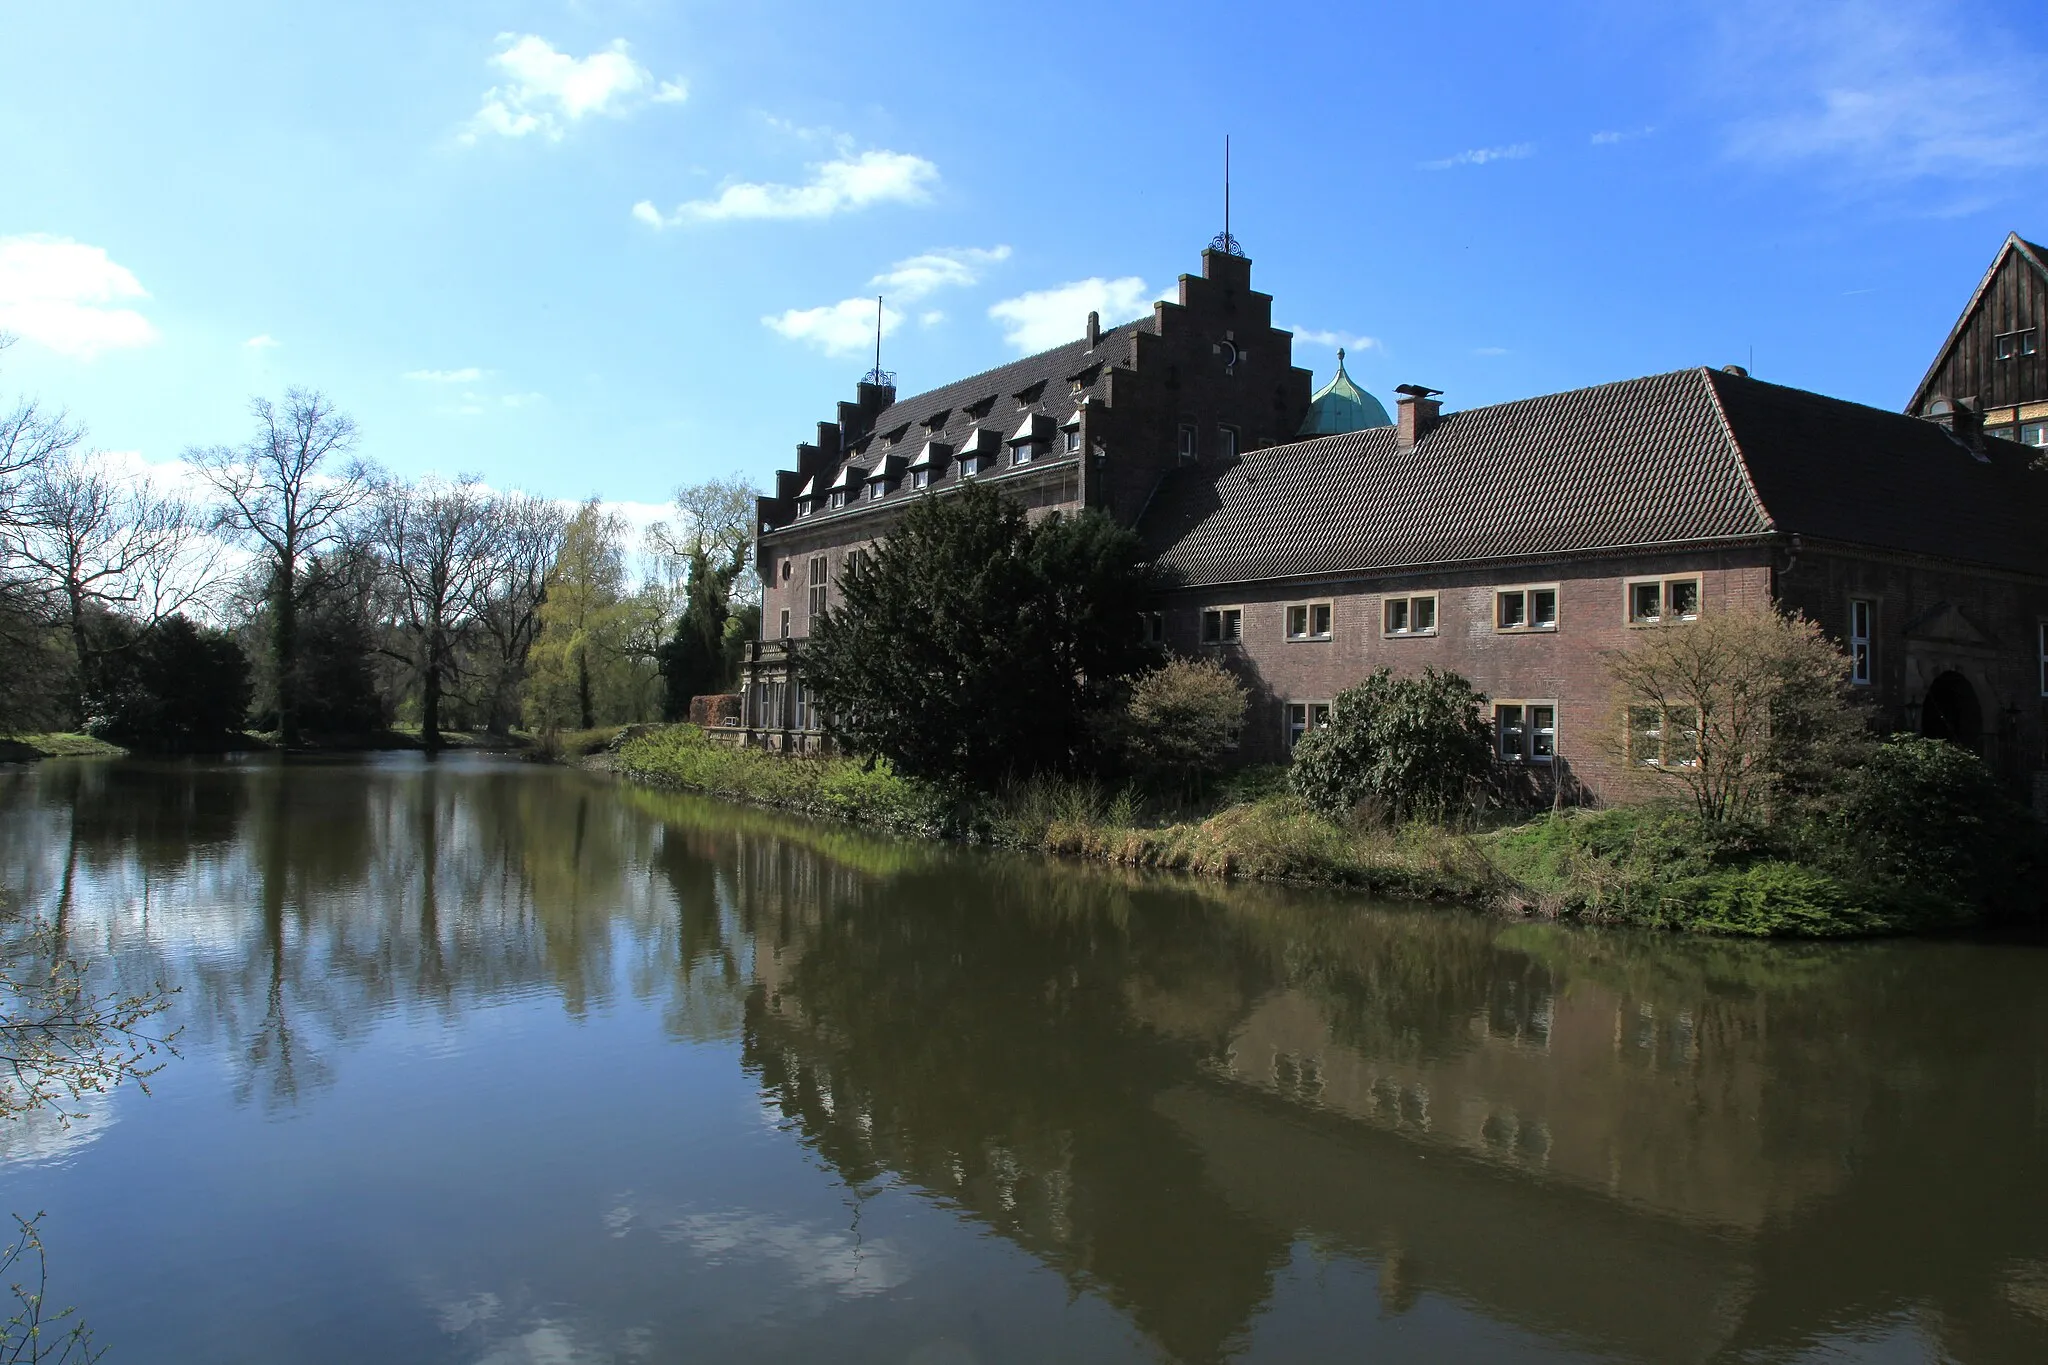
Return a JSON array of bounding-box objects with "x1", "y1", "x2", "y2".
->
[{"x1": 1920, "y1": 671, "x2": 1983, "y2": 751}]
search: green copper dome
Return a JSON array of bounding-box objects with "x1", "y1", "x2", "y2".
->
[{"x1": 1297, "y1": 348, "x2": 1392, "y2": 435}]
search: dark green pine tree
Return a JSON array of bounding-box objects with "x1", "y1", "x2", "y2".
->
[
  {"x1": 801, "y1": 481, "x2": 1159, "y2": 784},
  {"x1": 658, "y1": 545, "x2": 731, "y2": 720}
]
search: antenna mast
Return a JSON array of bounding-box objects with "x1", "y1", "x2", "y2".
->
[
  {"x1": 1209, "y1": 134, "x2": 1245, "y2": 258},
  {"x1": 862, "y1": 295, "x2": 894, "y2": 387}
]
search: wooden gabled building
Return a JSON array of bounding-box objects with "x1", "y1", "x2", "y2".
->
[{"x1": 1909, "y1": 232, "x2": 2048, "y2": 447}]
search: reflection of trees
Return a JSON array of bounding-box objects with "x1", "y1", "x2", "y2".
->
[{"x1": 4, "y1": 760, "x2": 2047, "y2": 1361}]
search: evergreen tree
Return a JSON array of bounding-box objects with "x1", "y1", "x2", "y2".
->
[{"x1": 801, "y1": 483, "x2": 1157, "y2": 784}]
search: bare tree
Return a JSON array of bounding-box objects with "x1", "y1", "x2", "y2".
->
[
  {"x1": 475, "y1": 492, "x2": 567, "y2": 734},
  {"x1": 0, "y1": 338, "x2": 83, "y2": 536},
  {"x1": 5, "y1": 454, "x2": 215, "y2": 712},
  {"x1": 646, "y1": 474, "x2": 760, "y2": 610},
  {"x1": 188, "y1": 390, "x2": 373, "y2": 746},
  {"x1": 367, "y1": 476, "x2": 498, "y2": 747}
]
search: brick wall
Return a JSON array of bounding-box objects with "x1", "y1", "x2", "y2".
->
[{"x1": 1165, "y1": 548, "x2": 1778, "y2": 800}]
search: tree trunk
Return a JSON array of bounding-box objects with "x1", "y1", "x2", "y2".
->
[
  {"x1": 421, "y1": 649, "x2": 443, "y2": 749},
  {"x1": 274, "y1": 554, "x2": 300, "y2": 747},
  {"x1": 576, "y1": 646, "x2": 593, "y2": 730}
]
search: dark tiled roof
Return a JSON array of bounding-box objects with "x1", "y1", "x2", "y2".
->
[
  {"x1": 827, "y1": 320, "x2": 1149, "y2": 489},
  {"x1": 1144, "y1": 367, "x2": 2048, "y2": 587},
  {"x1": 1708, "y1": 367, "x2": 2048, "y2": 573}
]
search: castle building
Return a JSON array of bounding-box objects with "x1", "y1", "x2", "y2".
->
[{"x1": 739, "y1": 236, "x2": 2048, "y2": 805}]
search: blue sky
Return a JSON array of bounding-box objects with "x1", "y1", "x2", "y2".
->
[{"x1": 4, "y1": 0, "x2": 2045, "y2": 513}]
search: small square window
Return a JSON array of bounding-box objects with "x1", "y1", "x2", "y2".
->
[
  {"x1": 959, "y1": 456, "x2": 982, "y2": 477},
  {"x1": 1628, "y1": 577, "x2": 1701, "y2": 625},
  {"x1": 1998, "y1": 334, "x2": 2016, "y2": 361},
  {"x1": 1498, "y1": 586, "x2": 1559, "y2": 632},
  {"x1": 1178, "y1": 425, "x2": 1198, "y2": 460},
  {"x1": 1285, "y1": 702, "x2": 1331, "y2": 749},
  {"x1": 911, "y1": 468, "x2": 930, "y2": 489},
  {"x1": 1065, "y1": 430, "x2": 1081, "y2": 453},
  {"x1": 2023, "y1": 331, "x2": 2040, "y2": 356},
  {"x1": 1013, "y1": 441, "x2": 1038, "y2": 466},
  {"x1": 1201, "y1": 606, "x2": 1244, "y2": 644},
  {"x1": 1217, "y1": 426, "x2": 1240, "y2": 460},
  {"x1": 1383, "y1": 594, "x2": 1437, "y2": 637},
  {"x1": 1286, "y1": 601, "x2": 1333, "y2": 641},
  {"x1": 1138, "y1": 611, "x2": 1165, "y2": 644},
  {"x1": 2022, "y1": 422, "x2": 2047, "y2": 447},
  {"x1": 1495, "y1": 701, "x2": 1557, "y2": 763},
  {"x1": 1630, "y1": 704, "x2": 1699, "y2": 767}
]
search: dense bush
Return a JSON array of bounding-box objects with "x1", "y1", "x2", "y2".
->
[
  {"x1": 84, "y1": 615, "x2": 252, "y2": 746},
  {"x1": 1121, "y1": 658, "x2": 1247, "y2": 793},
  {"x1": 1289, "y1": 667, "x2": 1493, "y2": 824},
  {"x1": 1814, "y1": 735, "x2": 2044, "y2": 923}
]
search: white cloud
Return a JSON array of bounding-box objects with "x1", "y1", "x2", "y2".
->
[
  {"x1": 918, "y1": 310, "x2": 945, "y2": 327},
  {"x1": 662, "y1": 1210, "x2": 908, "y2": 1297},
  {"x1": 1590, "y1": 126, "x2": 1655, "y2": 145},
  {"x1": 1723, "y1": 2, "x2": 2048, "y2": 180},
  {"x1": 1473, "y1": 346, "x2": 1511, "y2": 357},
  {"x1": 988, "y1": 277, "x2": 1152, "y2": 353},
  {"x1": 763, "y1": 297, "x2": 902, "y2": 358},
  {"x1": 243, "y1": 333, "x2": 279, "y2": 349},
  {"x1": 870, "y1": 245, "x2": 1010, "y2": 300},
  {"x1": 0, "y1": 234, "x2": 158, "y2": 358},
  {"x1": 1422, "y1": 143, "x2": 1535, "y2": 170},
  {"x1": 501, "y1": 392, "x2": 543, "y2": 408},
  {"x1": 1288, "y1": 326, "x2": 1382, "y2": 353},
  {"x1": 405, "y1": 367, "x2": 486, "y2": 383},
  {"x1": 462, "y1": 34, "x2": 684, "y2": 144},
  {"x1": 637, "y1": 150, "x2": 938, "y2": 226}
]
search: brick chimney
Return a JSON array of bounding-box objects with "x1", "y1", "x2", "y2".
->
[
  {"x1": 1395, "y1": 385, "x2": 1443, "y2": 449},
  {"x1": 1086, "y1": 310, "x2": 1100, "y2": 349}
]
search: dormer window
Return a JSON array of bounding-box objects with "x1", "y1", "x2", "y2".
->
[
  {"x1": 1061, "y1": 408, "x2": 1084, "y2": 454},
  {"x1": 1065, "y1": 430, "x2": 1081, "y2": 453},
  {"x1": 1013, "y1": 441, "x2": 1040, "y2": 466},
  {"x1": 959, "y1": 455, "x2": 983, "y2": 477},
  {"x1": 911, "y1": 468, "x2": 931, "y2": 488}
]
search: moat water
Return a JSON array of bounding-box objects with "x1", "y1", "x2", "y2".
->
[{"x1": 1, "y1": 755, "x2": 2044, "y2": 1363}]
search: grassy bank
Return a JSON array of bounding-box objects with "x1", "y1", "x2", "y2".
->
[
  {"x1": 0, "y1": 732, "x2": 130, "y2": 760},
  {"x1": 601, "y1": 725, "x2": 2027, "y2": 939}
]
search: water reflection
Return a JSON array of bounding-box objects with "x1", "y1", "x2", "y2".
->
[{"x1": 2, "y1": 756, "x2": 2045, "y2": 1363}]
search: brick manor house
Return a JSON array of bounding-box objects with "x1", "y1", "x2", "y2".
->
[{"x1": 738, "y1": 238, "x2": 2048, "y2": 803}]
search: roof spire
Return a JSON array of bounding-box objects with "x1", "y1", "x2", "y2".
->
[{"x1": 1209, "y1": 134, "x2": 1245, "y2": 258}]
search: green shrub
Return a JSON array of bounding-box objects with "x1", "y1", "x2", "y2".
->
[
  {"x1": 1289, "y1": 667, "x2": 1493, "y2": 824},
  {"x1": 1650, "y1": 861, "x2": 1882, "y2": 937},
  {"x1": 1122, "y1": 657, "x2": 1247, "y2": 792},
  {"x1": 1815, "y1": 735, "x2": 2044, "y2": 923}
]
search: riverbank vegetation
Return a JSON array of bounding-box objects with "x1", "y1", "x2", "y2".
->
[
  {"x1": 2, "y1": 358, "x2": 761, "y2": 753},
  {"x1": 635, "y1": 484, "x2": 2046, "y2": 938}
]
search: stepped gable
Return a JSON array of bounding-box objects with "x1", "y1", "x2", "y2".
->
[
  {"x1": 1708, "y1": 366, "x2": 2048, "y2": 575},
  {"x1": 822, "y1": 320, "x2": 1149, "y2": 488},
  {"x1": 1144, "y1": 366, "x2": 2048, "y2": 589}
]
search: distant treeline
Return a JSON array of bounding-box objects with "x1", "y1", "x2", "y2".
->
[{"x1": 1, "y1": 349, "x2": 758, "y2": 748}]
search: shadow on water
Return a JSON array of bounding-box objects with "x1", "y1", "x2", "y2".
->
[{"x1": 2, "y1": 755, "x2": 2045, "y2": 1363}]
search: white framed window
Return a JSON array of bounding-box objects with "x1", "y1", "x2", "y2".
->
[
  {"x1": 1627, "y1": 576, "x2": 1701, "y2": 625},
  {"x1": 1496, "y1": 585, "x2": 1559, "y2": 632},
  {"x1": 796, "y1": 501, "x2": 814, "y2": 519},
  {"x1": 1217, "y1": 425, "x2": 1240, "y2": 460},
  {"x1": 1383, "y1": 593, "x2": 1438, "y2": 637},
  {"x1": 1064, "y1": 429, "x2": 1081, "y2": 453},
  {"x1": 1629, "y1": 704, "x2": 1700, "y2": 768},
  {"x1": 1285, "y1": 601, "x2": 1334, "y2": 641},
  {"x1": 1495, "y1": 701, "x2": 1557, "y2": 763},
  {"x1": 843, "y1": 548, "x2": 868, "y2": 578},
  {"x1": 1178, "y1": 424, "x2": 1198, "y2": 460},
  {"x1": 1201, "y1": 606, "x2": 1244, "y2": 645},
  {"x1": 1285, "y1": 702, "x2": 1332, "y2": 749},
  {"x1": 779, "y1": 608, "x2": 791, "y2": 639},
  {"x1": 807, "y1": 556, "x2": 829, "y2": 621},
  {"x1": 1012, "y1": 440, "x2": 1040, "y2": 466},
  {"x1": 1850, "y1": 599, "x2": 1874, "y2": 686},
  {"x1": 958, "y1": 455, "x2": 983, "y2": 477},
  {"x1": 911, "y1": 467, "x2": 930, "y2": 489}
]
